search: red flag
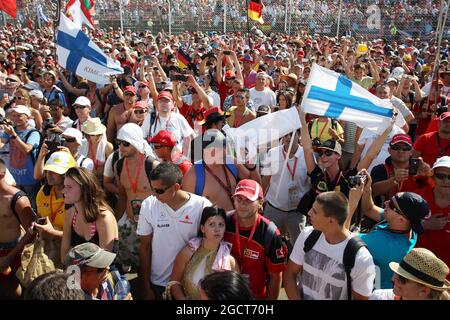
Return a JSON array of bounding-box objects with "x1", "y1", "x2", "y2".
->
[
  {"x1": 0, "y1": 0, "x2": 17, "y2": 18},
  {"x1": 27, "y1": 17, "x2": 33, "y2": 30}
]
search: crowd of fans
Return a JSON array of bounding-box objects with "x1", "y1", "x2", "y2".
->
[{"x1": 0, "y1": 11, "x2": 449, "y2": 301}]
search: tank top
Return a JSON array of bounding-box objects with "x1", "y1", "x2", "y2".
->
[{"x1": 70, "y1": 208, "x2": 100, "y2": 247}]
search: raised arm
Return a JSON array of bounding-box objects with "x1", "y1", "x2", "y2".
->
[{"x1": 299, "y1": 110, "x2": 316, "y2": 174}]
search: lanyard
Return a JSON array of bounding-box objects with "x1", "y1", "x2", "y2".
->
[
  {"x1": 89, "y1": 143, "x2": 99, "y2": 170},
  {"x1": 282, "y1": 148, "x2": 298, "y2": 181},
  {"x1": 152, "y1": 113, "x2": 172, "y2": 137},
  {"x1": 49, "y1": 188, "x2": 64, "y2": 222},
  {"x1": 234, "y1": 214, "x2": 259, "y2": 269},
  {"x1": 315, "y1": 118, "x2": 329, "y2": 141},
  {"x1": 125, "y1": 154, "x2": 145, "y2": 194}
]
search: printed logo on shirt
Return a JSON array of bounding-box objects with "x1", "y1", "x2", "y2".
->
[
  {"x1": 179, "y1": 214, "x2": 193, "y2": 225},
  {"x1": 276, "y1": 248, "x2": 286, "y2": 259},
  {"x1": 157, "y1": 223, "x2": 170, "y2": 228},
  {"x1": 243, "y1": 248, "x2": 259, "y2": 260}
]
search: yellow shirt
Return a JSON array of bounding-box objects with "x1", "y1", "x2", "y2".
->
[
  {"x1": 310, "y1": 118, "x2": 344, "y2": 144},
  {"x1": 36, "y1": 185, "x2": 66, "y2": 230}
]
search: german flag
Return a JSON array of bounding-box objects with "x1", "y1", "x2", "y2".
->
[
  {"x1": 248, "y1": 0, "x2": 264, "y2": 24},
  {"x1": 177, "y1": 49, "x2": 191, "y2": 70}
]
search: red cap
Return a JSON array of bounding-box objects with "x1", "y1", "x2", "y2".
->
[
  {"x1": 138, "y1": 80, "x2": 149, "y2": 88},
  {"x1": 439, "y1": 111, "x2": 450, "y2": 121},
  {"x1": 134, "y1": 101, "x2": 148, "y2": 110},
  {"x1": 305, "y1": 39, "x2": 312, "y2": 45},
  {"x1": 224, "y1": 70, "x2": 235, "y2": 79},
  {"x1": 432, "y1": 79, "x2": 444, "y2": 87},
  {"x1": 233, "y1": 179, "x2": 263, "y2": 202},
  {"x1": 390, "y1": 134, "x2": 412, "y2": 147},
  {"x1": 297, "y1": 50, "x2": 305, "y2": 57},
  {"x1": 158, "y1": 91, "x2": 173, "y2": 101},
  {"x1": 149, "y1": 130, "x2": 176, "y2": 147},
  {"x1": 124, "y1": 85, "x2": 136, "y2": 95}
]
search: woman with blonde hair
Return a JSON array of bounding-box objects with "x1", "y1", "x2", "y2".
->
[
  {"x1": 370, "y1": 248, "x2": 450, "y2": 300},
  {"x1": 60, "y1": 167, "x2": 118, "y2": 263}
]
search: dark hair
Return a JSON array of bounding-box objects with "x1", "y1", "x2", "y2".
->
[
  {"x1": 198, "y1": 206, "x2": 226, "y2": 237},
  {"x1": 237, "y1": 88, "x2": 249, "y2": 97},
  {"x1": 276, "y1": 90, "x2": 293, "y2": 109},
  {"x1": 199, "y1": 271, "x2": 254, "y2": 300},
  {"x1": 315, "y1": 191, "x2": 348, "y2": 225},
  {"x1": 24, "y1": 271, "x2": 85, "y2": 300},
  {"x1": 149, "y1": 161, "x2": 182, "y2": 186}
]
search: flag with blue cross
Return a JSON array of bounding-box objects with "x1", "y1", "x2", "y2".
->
[
  {"x1": 301, "y1": 64, "x2": 394, "y2": 134},
  {"x1": 56, "y1": 13, "x2": 123, "y2": 85}
]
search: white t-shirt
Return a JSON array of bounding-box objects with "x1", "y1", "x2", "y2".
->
[
  {"x1": 182, "y1": 90, "x2": 221, "y2": 107},
  {"x1": 369, "y1": 289, "x2": 395, "y2": 300},
  {"x1": 261, "y1": 145, "x2": 310, "y2": 211},
  {"x1": 249, "y1": 87, "x2": 277, "y2": 108},
  {"x1": 136, "y1": 193, "x2": 212, "y2": 286},
  {"x1": 5, "y1": 168, "x2": 15, "y2": 185},
  {"x1": 290, "y1": 226, "x2": 376, "y2": 300},
  {"x1": 358, "y1": 125, "x2": 405, "y2": 173},
  {"x1": 140, "y1": 112, "x2": 195, "y2": 151},
  {"x1": 76, "y1": 154, "x2": 94, "y2": 172}
]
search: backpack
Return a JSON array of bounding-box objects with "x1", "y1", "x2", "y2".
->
[
  {"x1": 22, "y1": 128, "x2": 44, "y2": 166},
  {"x1": 264, "y1": 221, "x2": 292, "y2": 260},
  {"x1": 193, "y1": 160, "x2": 238, "y2": 196},
  {"x1": 146, "y1": 110, "x2": 158, "y2": 139},
  {"x1": 115, "y1": 155, "x2": 155, "y2": 181},
  {"x1": 303, "y1": 230, "x2": 367, "y2": 300},
  {"x1": 10, "y1": 190, "x2": 29, "y2": 222}
]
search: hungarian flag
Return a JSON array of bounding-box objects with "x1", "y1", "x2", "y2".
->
[
  {"x1": 177, "y1": 49, "x2": 191, "y2": 70},
  {"x1": 65, "y1": 0, "x2": 95, "y2": 29},
  {"x1": 248, "y1": 0, "x2": 264, "y2": 24},
  {"x1": 0, "y1": 0, "x2": 16, "y2": 18}
]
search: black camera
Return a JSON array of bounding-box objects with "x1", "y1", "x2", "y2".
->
[
  {"x1": 437, "y1": 105, "x2": 448, "y2": 117},
  {"x1": 312, "y1": 137, "x2": 322, "y2": 148},
  {"x1": 409, "y1": 158, "x2": 420, "y2": 176},
  {"x1": 0, "y1": 115, "x2": 13, "y2": 126},
  {"x1": 347, "y1": 175, "x2": 367, "y2": 188},
  {"x1": 46, "y1": 135, "x2": 65, "y2": 153},
  {"x1": 43, "y1": 118, "x2": 55, "y2": 130}
]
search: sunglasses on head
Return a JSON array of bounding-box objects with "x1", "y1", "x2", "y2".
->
[
  {"x1": 317, "y1": 150, "x2": 334, "y2": 157},
  {"x1": 116, "y1": 139, "x2": 131, "y2": 147},
  {"x1": 134, "y1": 109, "x2": 147, "y2": 114},
  {"x1": 434, "y1": 172, "x2": 450, "y2": 180},
  {"x1": 390, "y1": 144, "x2": 412, "y2": 151}
]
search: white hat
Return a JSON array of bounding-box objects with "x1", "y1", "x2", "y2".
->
[
  {"x1": 432, "y1": 156, "x2": 450, "y2": 170},
  {"x1": 29, "y1": 89, "x2": 44, "y2": 100},
  {"x1": 82, "y1": 117, "x2": 106, "y2": 135},
  {"x1": 391, "y1": 66, "x2": 405, "y2": 79},
  {"x1": 386, "y1": 77, "x2": 398, "y2": 84},
  {"x1": 11, "y1": 105, "x2": 31, "y2": 117},
  {"x1": 62, "y1": 128, "x2": 83, "y2": 145},
  {"x1": 73, "y1": 96, "x2": 91, "y2": 108}
]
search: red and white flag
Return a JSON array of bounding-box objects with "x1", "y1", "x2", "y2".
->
[
  {"x1": 65, "y1": 0, "x2": 95, "y2": 29},
  {"x1": 0, "y1": 0, "x2": 17, "y2": 18}
]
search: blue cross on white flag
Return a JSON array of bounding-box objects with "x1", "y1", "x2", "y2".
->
[
  {"x1": 301, "y1": 64, "x2": 393, "y2": 134},
  {"x1": 56, "y1": 13, "x2": 123, "y2": 85}
]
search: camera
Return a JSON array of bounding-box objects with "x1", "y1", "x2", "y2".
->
[
  {"x1": 43, "y1": 118, "x2": 55, "y2": 130},
  {"x1": 170, "y1": 74, "x2": 187, "y2": 82},
  {"x1": 0, "y1": 115, "x2": 13, "y2": 126},
  {"x1": 409, "y1": 158, "x2": 420, "y2": 176},
  {"x1": 437, "y1": 105, "x2": 448, "y2": 117},
  {"x1": 347, "y1": 175, "x2": 367, "y2": 188},
  {"x1": 223, "y1": 50, "x2": 231, "y2": 55},
  {"x1": 35, "y1": 217, "x2": 47, "y2": 225},
  {"x1": 46, "y1": 135, "x2": 65, "y2": 153}
]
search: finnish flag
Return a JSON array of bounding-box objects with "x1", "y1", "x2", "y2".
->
[
  {"x1": 56, "y1": 14, "x2": 123, "y2": 85},
  {"x1": 301, "y1": 64, "x2": 393, "y2": 134}
]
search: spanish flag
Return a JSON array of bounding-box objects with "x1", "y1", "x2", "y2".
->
[
  {"x1": 248, "y1": 0, "x2": 264, "y2": 24},
  {"x1": 177, "y1": 49, "x2": 191, "y2": 70}
]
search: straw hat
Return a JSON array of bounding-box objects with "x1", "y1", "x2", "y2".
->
[
  {"x1": 280, "y1": 73, "x2": 298, "y2": 88},
  {"x1": 389, "y1": 248, "x2": 450, "y2": 291},
  {"x1": 82, "y1": 117, "x2": 106, "y2": 135}
]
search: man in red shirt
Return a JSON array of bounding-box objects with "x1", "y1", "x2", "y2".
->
[
  {"x1": 413, "y1": 112, "x2": 450, "y2": 166},
  {"x1": 414, "y1": 156, "x2": 450, "y2": 278},
  {"x1": 216, "y1": 50, "x2": 243, "y2": 106},
  {"x1": 149, "y1": 130, "x2": 192, "y2": 175},
  {"x1": 224, "y1": 179, "x2": 287, "y2": 299}
]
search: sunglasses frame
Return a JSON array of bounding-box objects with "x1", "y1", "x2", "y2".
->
[{"x1": 116, "y1": 139, "x2": 131, "y2": 147}]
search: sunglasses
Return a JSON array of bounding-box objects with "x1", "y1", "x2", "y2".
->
[
  {"x1": 116, "y1": 139, "x2": 131, "y2": 147},
  {"x1": 434, "y1": 173, "x2": 450, "y2": 180},
  {"x1": 388, "y1": 197, "x2": 406, "y2": 217},
  {"x1": 74, "y1": 105, "x2": 88, "y2": 110},
  {"x1": 15, "y1": 96, "x2": 26, "y2": 100},
  {"x1": 151, "y1": 184, "x2": 173, "y2": 195},
  {"x1": 390, "y1": 144, "x2": 412, "y2": 152},
  {"x1": 153, "y1": 145, "x2": 166, "y2": 150},
  {"x1": 138, "y1": 85, "x2": 148, "y2": 89},
  {"x1": 49, "y1": 106, "x2": 62, "y2": 111},
  {"x1": 317, "y1": 150, "x2": 335, "y2": 157},
  {"x1": 64, "y1": 137, "x2": 77, "y2": 143},
  {"x1": 134, "y1": 109, "x2": 147, "y2": 114},
  {"x1": 6, "y1": 78, "x2": 18, "y2": 82}
]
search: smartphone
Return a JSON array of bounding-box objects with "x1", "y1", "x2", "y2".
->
[
  {"x1": 170, "y1": 74, "x2": 187, "y2": 82},
  {"x1": 35, "y1": 217, "x2": 47, "y2": 225},
  {"x1": 223, "y1": 50, "x2": 231, "y2": 55},
  {"x1": 409, "y1": 158, "x2": 420, "y2": 176}
]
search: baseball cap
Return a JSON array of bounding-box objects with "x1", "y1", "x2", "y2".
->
[
  {"x1": 123, "y1": 85, "x2": 136, "y2": 95},
  {"x1": 224, "y1": 70, "x2": 236, "y2": 79},
  {"x1": 439, "y1": 111, "x2": 450, "y2": 121},
  {"x1": 241, "y1": 54, "x2": 254, "y2": 63},
  {"x1": 43, "y1": 151, "x2": 77, "y2": 175},
  {"x1": 297, "y1": 50, "x2": 305, "y2": 57},
  {"x1": 72, "y1": 96, "x2": 91, "y2": 108},
  {"x1": 432, "y1": 156, "x2": 450, "y2": 170},
  {"x1": 386, "y1": 77, "x2": 398, "y2": 84},
  {"x1": 11, "y1": 105, "x2": 31, "y2": 117},
  {"x1": 233, "y1": 179, "x2": 264, "y2": 202},
  {"x1": 64, "y1": 243, "x2": 116, "y2": 269},
  {"x1": 198, "y1": 107, "x2": 230, "y2": 126},
  {"x1": 394, "y1": 192, "x2": 430, "y2": 234},
  {"x1": 137, "y1": 80, "x2": 149, "y2": 88},
  {"x1": 318, "y1": 139, "x2": 342, "y2": 156},
  {"x1": 148, "y1": 130, "x2": 177, "y2": 147},
  {"x1": 23, "y1": 82, "x2": 40, "y2": 91},
  {"x1": 29, "y1": 89, "x2": 44, "y2": 100},
  {"x1": 62, "y1": 128, "x2": 83, "y2": 145},
  {"x1": 158, "y1": 91, "x2": 173, "y2": 101},
  {"x1": 390, "y1": 133, "x2": 412, "y2": 147},
  {"x1": 134, "y1": 101, "x2": 148, "y2": 110}
]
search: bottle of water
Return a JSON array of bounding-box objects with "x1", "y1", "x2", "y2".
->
[{"x1": 114, "y1": 275, "x2": 131, "y2": 300}]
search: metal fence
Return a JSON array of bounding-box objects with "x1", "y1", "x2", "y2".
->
[{"x1": 4, "y1": 0, "x2": 449, "y2": 39}]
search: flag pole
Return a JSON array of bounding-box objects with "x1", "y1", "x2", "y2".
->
[
  {"x1": 36, "y1": 4, "x2": 41, "y2": 29},
  {"x1": 336, "y1": 0, "x2": 343, "y2": 38},
  {"x1": 246, "y1": 0, "x2": 251, "y2": 48},
  {"x1": 223, "y1": 0, "x2": 227, "y2": 34},
  {"x1": 119, "y1": 0, "x2": 124, "y2": 32}
]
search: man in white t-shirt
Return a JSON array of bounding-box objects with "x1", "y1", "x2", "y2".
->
[
  {"x1": 283, "y1": 191, "x2": 376, "y2": 300},
  {"x1": 136, "y1": 162, "x2": 211, "y2": 300},
  {"x1": 141, "y1": 91, "x2": 195, "y2": 156},
  {"x1": 261, "y1": 130, "x2": 310, "y2": 246},
  {"x1": 249, "y1": 72, "x2": 276, "y2": 109}
]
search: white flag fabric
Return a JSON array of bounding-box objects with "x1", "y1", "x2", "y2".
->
[
  {"x1": 56, "y1": 14, "x2": 123, "y2": 85},
  {"x1": 301, "y1": 64, "x2": 394, "y2": 134},
  {"x1": 65, "y1": 0, "x2": 95, "y2": 29}
]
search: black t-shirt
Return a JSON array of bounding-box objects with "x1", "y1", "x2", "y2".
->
[{"x1": 308, "y1": 164, "x2": 357, "y2": 197}]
